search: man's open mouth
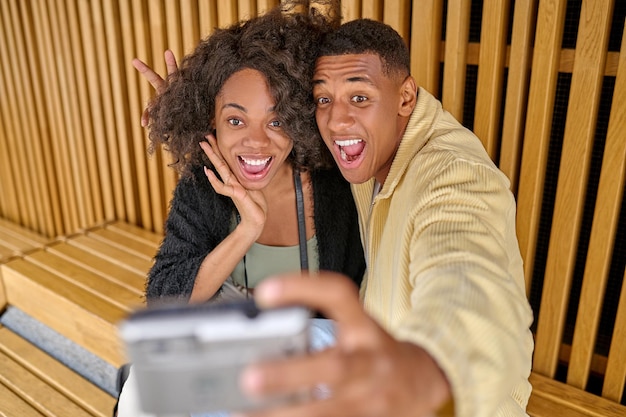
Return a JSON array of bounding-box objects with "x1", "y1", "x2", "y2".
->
[{"x1": 335, "y1": 139, "x2": 365, "y2": 162}]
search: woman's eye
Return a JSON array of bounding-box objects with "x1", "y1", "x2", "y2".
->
[
  {"x1": 351, "y1": 95, "x2": 367, "y2": 103},
  {"x1": 228, "y1": 118, "x2": 242, "y2": 126},
  {"x1": 269, "y1": 120, "x2": 282, "y2": 128}
]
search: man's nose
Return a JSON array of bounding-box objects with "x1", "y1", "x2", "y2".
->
[{"x1": 326, "y1": 101, "x2": 353, "y2": 131}]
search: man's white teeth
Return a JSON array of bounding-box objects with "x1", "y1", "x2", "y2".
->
[
  {"x1": 335, "y1": 139, "x2": 362, "y2": 147},
  {"x1": 340, "y1": 148, "x2": 348, "y2": 161},
  {"x1": 241, "y1": 156, "x2": 270, "y2": 166}
]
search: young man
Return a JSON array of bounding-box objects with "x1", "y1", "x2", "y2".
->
[{"x1": 241, "y1": 18, "x2": 534, "y2": 417}]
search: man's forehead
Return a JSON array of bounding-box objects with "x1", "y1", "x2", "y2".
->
[{"x1": 313, "y1": 53, "x2": 384, "y2": 79}]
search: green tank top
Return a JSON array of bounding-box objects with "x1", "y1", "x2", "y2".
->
[{"x1": 231, "y1": 236, "x2": 319, "y2": 288}]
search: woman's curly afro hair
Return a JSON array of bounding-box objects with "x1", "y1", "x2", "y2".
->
[{"x1": 146, "y1": 0, "x2": 340, "y2": 177}]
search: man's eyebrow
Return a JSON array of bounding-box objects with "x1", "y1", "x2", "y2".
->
[{"x1": 347, "y1": 76, "x2": 374, "y2": 85}]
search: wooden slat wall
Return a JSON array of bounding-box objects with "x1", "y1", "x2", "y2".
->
[
  {"x1": 1, "y1": 0, "x2": 625, "y2": 408},
  {"x1": 533, "y1": 0, "x2": 615, "y2": 379}
]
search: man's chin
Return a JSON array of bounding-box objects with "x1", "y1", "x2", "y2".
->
[{"x1": 337, "y1": 167, "x2": 371, "y2": 185}]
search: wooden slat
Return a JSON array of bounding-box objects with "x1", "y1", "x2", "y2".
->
[
  {"x1": 441, "y1": 0, "x2": 471, "y2": 120},
  {"x1": 474, "y1": 0, "x2": 510, "y2": 161},
  {"x1": 144, "y1": 0, "x2": 171, "y2": 236},
  {"x1": 67, "y1": 0, "x2": 113, "y2": 227},
  {"x1": 603, "y1": 268, "x2": 626, "y2": 401},
  {"x1": 499, "y1": 0, "x2": 537, "y2": 194},
  {"x1": 44, "y1": 243, "x2": 146, "y2": 293},
  {"x1": 568, "y1": 13, "x2": 626, "y2": 391},
  {"x1": 0, "y1": 383, "x2": 46, "y2": 417},
  {"x1": 0, "y1": 1, "x2": 37, "y2": 231},
  {"x1": 217, "y1": 0, "x2": 238, "y2": 27},
  {"x1": 0, "y1": 349, "x2": 96, "y2": 417},
  {"x1": 66, "y1": 235, "x2": 153, "y2": 275},
  {"x1": 409, "y1": 0, "x2": 443, "y2": 94},
  {"x1": 87, "y1": 228, "x2": 157, "y2": 260},
  {"x1": 103, "y1": 0, "x2": 138, "y2": 225},
  {"x1": 25, "y1": 250, "x2": 143, "y2": 311},
  {"x1": 528, "y1": 372, "x2": 626, "y2": 417},
  {"x1": 0, "y1": 218, "x2": 50, "y2": 248},
  {"x1": 77, "y1": 1, "x2": 116, "y2": 224},
  {"x1": 0, "y1": 245, "x2": 15, "y2": 265},
  {"x1": 238, "y1": 0, "x2": 256, "y2": 20},
  {"x1": 383, "y1": 0, "x2": 410, "y2": 42},
  {"x1": 91, "y1": 0, "x2": 127, "y2": 222},
  {"x1": 0, "y1": 47, "x2": 21, "y2": 222},
  {"x1": 515, "y1": 0, "x2": 568, "y2": 295},
  {"x1": 15, "y1": 1, "x2": 64, "y2": 237},
  {"x1": 0, "y1": 230, "x2": 42, "y2": 257},
  {"x1": 360, "y1": 0, "x2": 383, "y2": 21},
  {"x1": 159, "y1": 0, "x2": 182, "y2": 211},
  {"x1": 198, "y1": 0, "x2": 218, "y2": 37},
  {"x1": 120, "y1": 0, "x2": 153, "y2": 231},
  {"x1": 33, "y1": 0, "x2": 79, "y2": 234},
  {"x1": 51, "y1": 0, "x2": 92, "y2": 230},
  {"x1": 1, "y1": 258, "x2": 128, "y2": 366},
  {"x1": 105, "y1": 220, "x2": 163, "y2": 247},
  {"x1": 66, "y1": 0, "x2": 103, "y2": 226},
  {"x1": 181, "y1": 0, "x2": 200, "y2": 53},
  {"x1": 257, "y1": 0, "x2": 278, "y2": 15},
  {"x1": 533, "y1": 0, "x2": 615, "y2": 379},
  {"x1": 0, "y1": 326, "x2": 115, "y2": 417},
  {"x1": 6, "y1": 0, "x2": 52, "y2": 236}
]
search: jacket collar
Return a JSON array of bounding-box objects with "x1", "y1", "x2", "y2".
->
[{"x1": 370, "y1": 87, "x2": 442, "y2": 200}]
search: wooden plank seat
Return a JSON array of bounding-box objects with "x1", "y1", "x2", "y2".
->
[
  {"x1": 0, "y1": 221, "x2": 158, "y2": 368},
  {"x1": 0, "y1": 220, "x2": 160, "y2": 415},
  {"x1": 0, "y1": 218, "x2": 51, "y2": 264},
  {"x1": 0, "y1": 324, "x2": 115, "y2": 417}
]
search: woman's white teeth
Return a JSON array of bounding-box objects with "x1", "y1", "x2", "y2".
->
[
  {"x1": 335, "y1": 139, "x2": 362, "y2": 147},
  {"x1": 241, "y1": 156, "x2": 270, "y2": 166}
]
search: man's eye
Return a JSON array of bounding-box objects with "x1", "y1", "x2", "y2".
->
[
  {"x1": 316, "y1": 97, "x2": 330, "y2": 105},
  {"x1": 228, "y1": 118, "x2": 242, "y2": 126},
  {"x1": 269, "y1": 120, "x2": 282, "y2": 128},
  {"x1": 351, "y1": 95, "x2": 367, "y2": 103}
]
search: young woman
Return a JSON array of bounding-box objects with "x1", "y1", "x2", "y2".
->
[
  {"x1": 141, "y1": 3, "x2": 364, "y2": 307},
  {"x1": 116, "y1": 3, "x2": 363, "y2": 416}
]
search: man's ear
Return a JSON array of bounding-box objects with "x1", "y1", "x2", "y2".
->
[{"x1": 398, "y1": 75, "x2": 417, "y2": 117}]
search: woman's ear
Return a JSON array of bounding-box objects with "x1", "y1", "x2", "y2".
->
[{"x1": 398, "y1": 75, "x2": 417, "y2": 117}]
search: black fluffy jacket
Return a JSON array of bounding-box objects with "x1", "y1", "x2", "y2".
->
[{"x1": 146, "y1": 165, "x2": 365, "y2": 305}]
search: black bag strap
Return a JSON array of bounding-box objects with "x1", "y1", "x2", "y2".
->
[{"x1": 293, "y1": 168, "x2": 309, "y2": 270}]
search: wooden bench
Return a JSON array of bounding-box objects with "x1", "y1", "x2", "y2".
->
[
  {"x1": 0, "y1": 325, "x2": 115, "y2": 417},
  {"x1": 0, "y1": 220, "x2": 161, "y2": 416},
  {"x1": 0, "y1": 218, "x2": 50, "y2": 264}
]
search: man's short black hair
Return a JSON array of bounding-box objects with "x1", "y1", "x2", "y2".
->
[{"x1": 318, "y1": 18, "x2": 410, "y2": 76}]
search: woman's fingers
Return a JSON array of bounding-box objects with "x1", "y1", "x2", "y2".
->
[
  {"x1": 201, "y1": 136, "x2": 233, "y2": 186},
  {"x1": 164, "y1": 49, "x2": 178, "y2": 76},
  {"x1": 133, "y1": 50, "x2": 180, "y2": 126},
  {"x1": 132, "y1": 58, "x2": 166, "y2": 92}
]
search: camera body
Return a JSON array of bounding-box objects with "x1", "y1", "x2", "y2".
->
[{"x1": 119, "y1": 300, "x2": 310, "y2": 414}]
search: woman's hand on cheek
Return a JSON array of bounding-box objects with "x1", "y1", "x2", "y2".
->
[{"x1": 201, "y1": 136, "x2": 267, "y2": 239}]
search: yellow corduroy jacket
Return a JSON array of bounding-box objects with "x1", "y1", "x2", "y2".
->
[{"x1": 353, "y1": 88, "x2": 535, "y2": 417}]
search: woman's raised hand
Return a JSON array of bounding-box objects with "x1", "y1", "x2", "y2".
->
[
  {"x1": 200, "y1": 135, "x2": 268, "y2": 241},
  {"x1": 132, "y1": 50, "x2": 179, "y2": 127}
]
